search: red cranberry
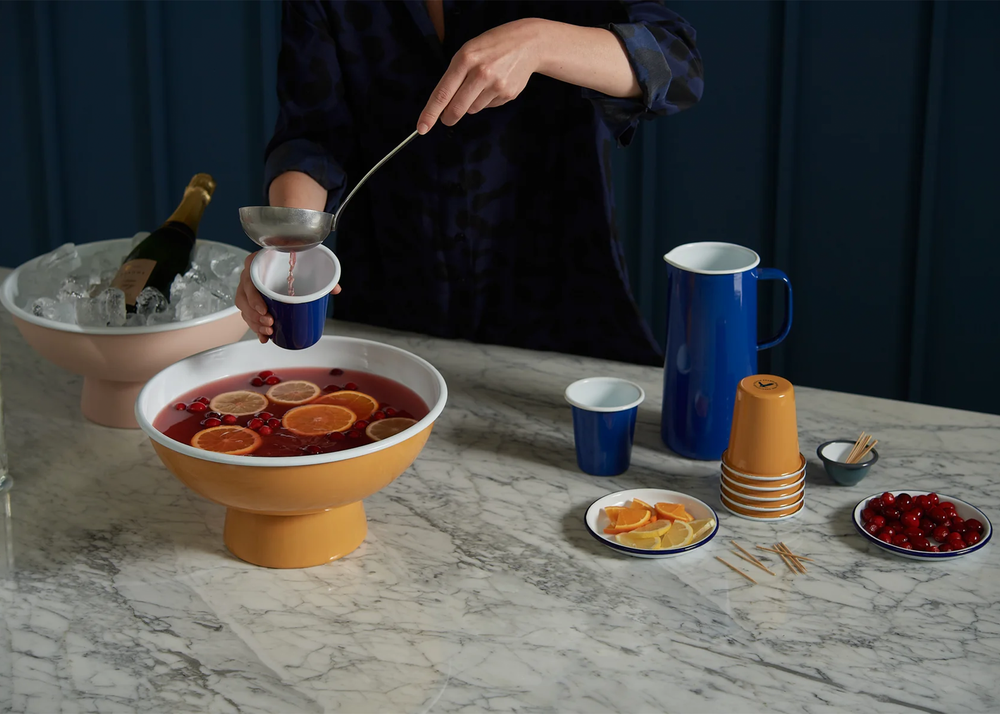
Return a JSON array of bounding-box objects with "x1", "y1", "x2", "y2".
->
[
  {"x1": 222, "y1": 415, "x2": 237, "y2": 425},
  {"x1": 904, "y1": 527, "x2": 924, "y2": 539},
  {"x1": 265, "y1": 376, "x2": 281, "y2": 385},
  {"x1": 965, "y1": 518, "x2": 984, "y2": 534},
  {"x1": 920, "y1": 518, "x2": 935, "y2": 532},
  {"x1": 910, "y1": 536, "x2": 930, "y2": 551},
  {"x1": 867, "y1": 498, "x2": 883, "y2": 512},
  {"x1": 965, "y1": 531, "x2": 982, "y2": 546},
  {"x1": 329, "y1": 368, "x2": 344, "y2": 376},
  {"x1": 258, "y1": 370, "x2": 273, "y2": 379},
  {"x1": 926, "y1": 492, "x2": 939, "y2": 506},
  {"x1": 188, "y1": 402, "x2": 208, "y2": 413},
  {"x1": 908, "y1": 506, "x2": 923, "y2": 520},
  {"x1": 346, "y1": 429, "x2": 361, "y2": 438},
  {"x1": 196, "y1": 397, "x2": 210, "y2": 404},
  {"x1": 373, "y1": 411, "x2": 385, "y2": 420},
  {"x1": 330, "y1": 431, "x2": 345, "y2": 441},
  {"x1": 206, "y1": 411, "x2": 221, "y2": 419},
  {"x1": 258, "y1": 412, "x2": 273, "y2": 421},
  {"x1": 267, "y1": 418, "x2": 280, "y2": 428},
  {"x1": 880, "y1": 492, "x2": 896, "y2": 507},
  {"x1": 931, "y1": 525, "x2": 950, "y2": 542},
  {"x1": 938, "y1": 543, "x2": 953, "y2": 553},
  {"x1": 899, "y1": 542, "x2": 914, "y2": 550},
  {"x1": 929, "y1": 506, "x2": 948, "y2": 524},
  {"x1": 304, "y1": 445, "x2": 322, "y2": 455},
  {"x1": 927, "y1": 545, "x2": 940, "y2": 553},
  {"x1": 862, "y1": 508, "x2": 877, "y2": 523},
  {"x1": 251, "y1": 377, "x2": 264, "y2": 387},
  {"x1": 940, "y1": 501, "x2": 957, "y2": 513},
  {"x1": 950, "y1": 516, "x2": 965, "y2": 532},
  {"x1": 877, "y1": 528, "x2": 895, "y2": 543},
  {"x1": 947, "y1": 531, "x2": 966, "y2": 547},
  {"x1": 886, "y1": 520, "x2": 903, "y2": 532},
  {"x1": 354, "y1": 420, "x2": 369, "y2": 429},
  {"x1": 901, "y1": 512, "x2": 920, "y2": 529},
  {"x1": 897, "y1": 494, "x2": 913, "y2": 509},
  {"x1": 344, "y1": 382, "x2": 358, "y2": 391},
  {"x1": 883, "y1": 507, "x2": 902, "y2": 521},
  {"x1": 870, "y1": 515, "x2": 886, "y2": 529},
  {"x1": 202, "y1": 418, "x2": 222, "y2": 428},
  {"x1": 248, "y1": 418, "x2": 264, "y2": 430},
  {"x1": 385, "y1": 407, "x2": 397, "y2": 417},
  {"x1": 892, "y1": 534, "x2": 909, "y2": 546},
  {"x1": 258, "y1": 426, "x2": 273, "y2": 436},
  {"x1": 915, "y1": 495, "x2": 930, "y2": 510},
  {"x1": 174, "y1": 403, "x2": 187, "y2": 411},
  {"x1": 324, "y1": 385, "x2": 341, "y2": 392},
  {"x1": 865, "y1": 522, "x2": 881, "y2": 535}
]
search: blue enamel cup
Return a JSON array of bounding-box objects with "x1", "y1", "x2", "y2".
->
[
  {"x1": 250, "y1": 245, "x2": 341, "y2": 350},
  {"x1": 565, "y1": 378, "x2": 645, "y2": 476},
  {"x1": 661, "y1": 242, "x2": 793, "y2": 461}
]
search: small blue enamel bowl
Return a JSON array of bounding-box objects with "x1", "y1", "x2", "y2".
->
[
  {"x1": 817, "y1": 440, "x2": 879, "y2": 486},
  {"x1": 565, "y1": 377, "x2": 644, "y2": 476},
  {"x1": 250, "y1": 245, "x2": 340, "y2": 350}
]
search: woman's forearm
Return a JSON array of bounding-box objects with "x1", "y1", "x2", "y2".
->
[
  {"x1": 268, "y1": 171, "x2": 328, "y2": 211},
  {"x1": 531, "y1": 19, "x2": 641, "y2": 100}
]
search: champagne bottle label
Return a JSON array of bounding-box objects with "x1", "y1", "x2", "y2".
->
[{"x1": 110, "y1": 259, "x2": 157, "y2": 305}]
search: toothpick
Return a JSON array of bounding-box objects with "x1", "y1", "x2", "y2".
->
[
  {"x1": 732, "y1": 550, "x2": 776, "y2": 576},
  {"x1": 756, "y1": 546, "x2": 814, "y2": 562},
  {"x1": 716, "y1": 557, "x2": 757, "y2": 584},
  {"x1": 778, "y1": 542, "x2": 807, "y2": 573}
]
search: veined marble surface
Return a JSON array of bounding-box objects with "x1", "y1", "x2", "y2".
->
[{"x1": 1, "y1": 269, "x2": 999, "y2": 714}]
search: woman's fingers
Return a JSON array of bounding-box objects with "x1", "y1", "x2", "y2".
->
[{"x1": 417, "y1": 60, "x2": 470, "y2": 134}]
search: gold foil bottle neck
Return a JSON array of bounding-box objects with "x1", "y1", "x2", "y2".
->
[
  {"x1": 187, "y1": 173, "x2": 216, "y2": 197},
  {"x1": 166, "y1": 173, "x2": 216, "y2": 233}
]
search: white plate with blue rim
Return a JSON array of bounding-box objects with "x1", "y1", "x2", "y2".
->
[
  {"x1": 584, "y1": 488, "x2": 719, "y2": 559},
  {"x1": 853, "y1": 490, "x2": 992, "y2": 560}
]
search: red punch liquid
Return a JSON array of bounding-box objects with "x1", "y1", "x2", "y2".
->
[{"x1": 154, "y1": 367, "x2": 429, "y2": 457}]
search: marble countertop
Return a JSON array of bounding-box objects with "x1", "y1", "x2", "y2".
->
[{"x1": 2, "y1": 271, "x2": 999, "y2": 713}]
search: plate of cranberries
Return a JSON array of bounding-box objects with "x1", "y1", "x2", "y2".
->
[{"x1": 854, "y1": 490, "x2": 992, "y2": 560}]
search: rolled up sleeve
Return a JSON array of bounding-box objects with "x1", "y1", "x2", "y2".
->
[
  {"x1": 585, "y1": 1, "x2": 704, "y2": 147},
  {"x1": 263, "y1": 0, "x2": 354, "y2": 208}
]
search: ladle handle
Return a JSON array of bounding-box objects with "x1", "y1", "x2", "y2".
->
[{"x1": 332, "y1": 130, "x2": 420, "y2": 232}]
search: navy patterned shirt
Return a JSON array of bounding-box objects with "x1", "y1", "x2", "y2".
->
[{"x1": 264, "y1": 0, "x2": 703, "y2": 365}]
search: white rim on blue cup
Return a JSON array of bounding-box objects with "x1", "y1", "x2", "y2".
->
[
  {"x1": 564, "y1": 377, "x2": 645, "y2": 412},
  {"x1": 250, "y1": 244, "x2": 341, "y2": 304}
]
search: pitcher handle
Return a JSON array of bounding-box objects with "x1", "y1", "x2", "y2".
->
[{"x1": 757, "y1": 268, "x2": 793, "y2": 351}]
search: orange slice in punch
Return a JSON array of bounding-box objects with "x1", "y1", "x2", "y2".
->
[
  {"x1": 365, "y1": 417, "x2": 418, "y2": 441},
  {"x1": 266, "y1": 380, "x2": 322, "y2": 406},
  {"x1": 191, "y1": 426, "x2": 262, "y2": 456},
  {"x1": 282, "y1": 404, "x2": 356, "y2": 436},
  {"x1": 208, "y1": 390, "x2": 269, "y2": 416},
  {"x1": 315, "y1": 390, "x2": 379, "y2": 421}
]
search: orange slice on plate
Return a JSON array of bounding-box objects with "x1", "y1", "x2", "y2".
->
[
  {"x1": 631, "y1": 498, "x2": 654, "y2": 512},
  {"x1": 603, "y1": 506, "x2": 630, "y2": 525},
  {"x1": 191, "y1": 425, "x2": 262, "y2": 455},
  {"x1": 655, "y1": 502, "x2": 694, "y2": 523},
  {"x1": 282, "y1": 404, "x2": 356, "y2": 436},
  {"x1": 603, "y1": 506, "x2": 652, "y2": 534},
  {"x1": 315, "y1": 390, "x2": 378, "y2": 420},
  {"x1": 208, "y1": 390, "x2": 269, "y2": 416},
  {"x1": 365, "y1": 417, "x2": 418, "y2": 441},
  {"x1": 266, "y1": 380, "x2": 322, "y2": 406}
]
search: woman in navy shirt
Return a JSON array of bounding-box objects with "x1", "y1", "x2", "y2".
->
[{"x1": 236, "y1": 0, "x2": 702, "y2": 365}]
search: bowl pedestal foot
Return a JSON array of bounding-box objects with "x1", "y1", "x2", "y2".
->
[
  {"x1": 223, "y1": 501, "x2": 368, "y2": 568},
  {"x1": 81, "y1": 377, "x2": 144, "y2": 429}
]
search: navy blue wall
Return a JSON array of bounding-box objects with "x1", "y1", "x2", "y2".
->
[{"x1": 2, "y1": 1, "x2": 998, "y2": 414}]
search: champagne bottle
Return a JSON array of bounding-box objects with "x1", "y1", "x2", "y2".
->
[{"x1": 111, "y1": 173, "x2": 216, "y2": 310}]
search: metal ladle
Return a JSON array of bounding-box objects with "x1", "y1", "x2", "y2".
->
[{"x1": 238, "y1": 129, "x2": 419, "y2": 253}]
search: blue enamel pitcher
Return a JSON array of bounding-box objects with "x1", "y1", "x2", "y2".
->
[{"x1": 661, "y1": 242, "x2": 793, "y2": 460}]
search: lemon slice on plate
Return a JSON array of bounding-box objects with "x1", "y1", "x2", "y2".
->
[
  {"x1": 688, "y1": 518, "x2": 716, "y2": 544},
  {"x1": 659, "y1": 520, "x2": 694, "y2": 549},
  {"x1": 617, "y1": 532, "x2": 661, "y2": 549},
  {"x1": 629, "y1": 519, "x2": 673, "y2": 538}
]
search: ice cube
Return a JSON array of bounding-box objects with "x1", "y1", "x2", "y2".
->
[
  {"x1": 31, "y1": 297, "x2": 57, "y2": 317},
  {"x1": 17, "y1": 244, "x2": 82, "y2": 305},
  {"x1": 37, "y1": 243, "x2": 81, "y2": 273},
  {"x1": 135, "y1": 286, "x2": 167, "y2": 317},
  {"x1": 125, "y1": 312, "x2": 146, "y2": 328},
  {"x1": 175, "y1": 286, "x2": 225, "y2": 322},
  {"x1": 56, "y1": 275, "x2": 92, "y2": 301},
  {"x1": 209, "y1": 252, "x2": 242, "y2": 281},
  {"x1": 147, "y1": 306, "x2": 177, "y2": 325},
  {"x1": 31, "y1": 297, "x2": 78, "y2": 325},
  {"x1": 76, "y1": 287, "x2": 126, "y2": 328}
]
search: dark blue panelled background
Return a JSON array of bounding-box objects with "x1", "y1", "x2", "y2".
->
[{"x1": 1, "y1": 1, "x2": 998, "y2": 414}]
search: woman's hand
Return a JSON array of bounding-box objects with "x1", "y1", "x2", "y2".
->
[
  {"x1": 235, "y1": 252, "x2": 341, "y2": 344},
  {"x1": 417, "y1": 19, "x2": 544, "y2": 134}
]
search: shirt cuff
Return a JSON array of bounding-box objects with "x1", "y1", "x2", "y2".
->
[
  {"x1": 583, "y1": 22, "x2": 673, "y2": 148},
  {"x1": 262, "y1": 138, "x2": 347, "y2": 208}
]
